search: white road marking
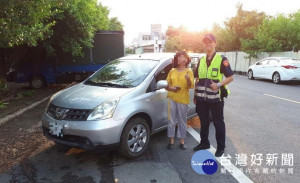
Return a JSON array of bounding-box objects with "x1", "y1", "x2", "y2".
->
[
  {"x1": 187, "y1": 127, "x2": 254, "y2": 183},
  {"x1": 264, "y1": 94, "x2": 300, "y2": 104}
]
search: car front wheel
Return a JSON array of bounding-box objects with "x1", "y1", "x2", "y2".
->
[
  {"x1": 272, "y1": 72, "x2": 281, "y2": 84},
  {"x1": 248, "y1": 69, "x2": 254, "y2": 80},
  {"x1": 120, "y1": 117, "x2": 150, "y2": 159}
]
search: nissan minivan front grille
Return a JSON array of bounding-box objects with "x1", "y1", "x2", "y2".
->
[{"x1": 47, "y1": 103, "x2": 91, "y2": 121}]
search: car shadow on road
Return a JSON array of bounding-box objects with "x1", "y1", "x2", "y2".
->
[
  {"x1": 252, "y1": 79, "x2": 300, "y2": 86},
  {"x1": 0, "y1": 130, "x2": 174, "y2": 183},
  {"x1": 0, "y1": 123, "x2": 264, "y2": 183}
]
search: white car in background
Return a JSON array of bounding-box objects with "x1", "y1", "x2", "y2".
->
[{"x1": 247, "y1": 57, "x2": 300, "y2": 84}]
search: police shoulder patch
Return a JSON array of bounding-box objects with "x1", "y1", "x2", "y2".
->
[{"x1": 223, "y1": 60, "x2": 229, "y2": 67}]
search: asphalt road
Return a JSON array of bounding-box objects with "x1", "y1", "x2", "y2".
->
[
  {"x1": 223, "y1": 76, "x2": 300, "y2": 183},
  {"x1": 0, "y1": 76, "x2": 299, "y2": 183}
]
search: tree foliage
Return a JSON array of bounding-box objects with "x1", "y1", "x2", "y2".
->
[
  {"x1": 220, "y1": 4, "x2": 266, "y2": 51},
  {"x1": 164, "y1": 4, "x2": 300, "y2": 58},
  {"x1": 165, "y1": 26, "x2": 204, "y2": 52},
  {"x1": 42, "y1": 0, "x2": 111, "y2": 57},
  {"x1": 109, "y1": 17, "x2": 123, "y2": 31},
  {"x1": 0, "y1": 0, "x2": 123, "y2": 57},
  {"x1": 165, "y1": 5, "x2": 267, "y2": 53},
  {"x1": 241, "y1": 10, "x2": 300, "y2": 57},
  {"x1": 0, "y1": 0, "x2": 56, "y2": 47}
]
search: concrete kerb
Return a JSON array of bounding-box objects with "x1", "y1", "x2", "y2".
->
[
  {"x1": 0, "y1": 82, "x2": 76, "y2": 127},
  {"x1": 0, "y1": 95, "x2": 51, "y2": 126}
]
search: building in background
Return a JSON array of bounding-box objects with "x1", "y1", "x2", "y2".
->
[{"x1": 134, "y1": 24, "x2": 165, "y2": 54}]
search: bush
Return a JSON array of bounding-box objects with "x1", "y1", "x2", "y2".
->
[{"x1": 0, "y1": 78, "x2": 7, "y2": 89}]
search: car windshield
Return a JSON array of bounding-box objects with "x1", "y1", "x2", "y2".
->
[{"x1": 85, "y1": 59, "x2": 159, "y2": 88}]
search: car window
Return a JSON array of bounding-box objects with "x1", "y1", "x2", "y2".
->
[
  {"x1": 268, "y1": 59, "x2": 279, "y2": 65},
  {"x1": 262, "y1": 60, "x2": 269, "y2": 65},
  {"x1": 190, "y1": 57, "x2": 200, "y2": 76},
  {"x1": 86, "y1": 59, "x2": 158, "y2": 87},
  {"x1": 190, "y1": 57, "x2": 200, "y2": 68},
  {"x1": 155, "y1": 63, "x2": 173, "y2": 82},
  {"x1": 258, "y1": 60, "x2": 269, "y2": 65},
  {"x1": 146, "y1": 61, "x2": 172, "y2": 93}
]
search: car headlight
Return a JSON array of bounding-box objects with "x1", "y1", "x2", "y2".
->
[{"x1": 87, "y1": 97, "x2": 120, "y2": 121}]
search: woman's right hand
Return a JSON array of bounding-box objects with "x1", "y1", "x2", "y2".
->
[{"x1": 168, "y1": 86, "x2": 180, "y2": 92}]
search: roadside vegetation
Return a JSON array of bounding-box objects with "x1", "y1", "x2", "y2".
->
[
  {"x1": 0, "y1": 0, "x2": 123, "y2": 89},
  {"x1": 165, "y1": 4, "x2": 300, "y2": 58}
]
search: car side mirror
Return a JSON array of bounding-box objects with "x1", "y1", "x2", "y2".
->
[{"x1": 156, "y1": 80, "x2": 168, "y2": 90}]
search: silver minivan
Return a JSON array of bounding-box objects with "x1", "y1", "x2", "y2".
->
[{"x1": 42, "y1": 53, "x2": 197, "y2": 158}]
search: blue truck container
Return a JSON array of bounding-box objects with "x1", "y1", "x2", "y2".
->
[{"x1": 5, "y1": 30, "x2": 124, "y2": 89}]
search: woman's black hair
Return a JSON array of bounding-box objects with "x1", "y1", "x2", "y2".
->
[{"x1": 172, "y1": 51, "x2": 190, "y2": 68}]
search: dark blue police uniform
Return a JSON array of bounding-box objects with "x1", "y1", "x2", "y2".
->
[{"x1": 194, "y1": 52, "x2": 233, "y2": 151}]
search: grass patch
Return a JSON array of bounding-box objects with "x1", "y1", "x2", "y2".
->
[
  {"x1": 0, "y1": 78, "x2": 7, "y2": 89},
  {"x1": 16, "y1": 90, "x2": 36, "y2": 99},
  {"x1": 0, "y1": 101, "x2": 9, "y2": 109}
]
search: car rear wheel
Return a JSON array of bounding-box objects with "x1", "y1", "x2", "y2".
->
[
  {"x1": 30, "y1": 75, "x2": 45, "y2": 89},
  {"x1": 272, "y1": 72, "x2": 281, "y2": 84},
  {"x1": 248, "y1": 69, "x2": 254, "y2": 80},
  {"x1": 120, "y1": 117, "x2": 150, "y2": 159}
]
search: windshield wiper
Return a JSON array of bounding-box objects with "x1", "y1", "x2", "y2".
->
[
  {"x1": 85, "y1": 80, "x2": 98, "y2": 85},
  {"x1": 85, "y1": 80, "x2": 132, "y2": 88},
  {"x1": 94, "y1": 82, "x2": 132, "y2": 88}
]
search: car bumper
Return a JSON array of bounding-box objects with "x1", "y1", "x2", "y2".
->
[
  {"x1": 42, "y1": 113, "x2": 125, "y2": 149},
  {"x1": 280, "y1": 72, "x2": 300, "y2": 81}
]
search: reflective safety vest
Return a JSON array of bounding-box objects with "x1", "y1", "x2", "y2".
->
[{"x1": 195, "y1": 53, "x2": 225, "y2": 102}]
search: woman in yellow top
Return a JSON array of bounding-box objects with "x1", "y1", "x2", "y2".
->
[{"x1": 166, "y1": 51, "x2": 194, "y2": 150}]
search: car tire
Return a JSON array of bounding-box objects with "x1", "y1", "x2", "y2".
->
[
  {"x1": 272, "y1": 72, "x2": 281, "y2": 84},
  {"x1": 120, "y1": 117, "x2": 150, "y2": 159},
  {"x1": 248, "y1": 69, "x2": 254, "y2": 80},
  {"x1": 30, "y1": 75, "x2": 45, "y2": 89}
]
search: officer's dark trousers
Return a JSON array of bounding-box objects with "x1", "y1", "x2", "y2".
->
[{"x1": 196, "y1": 100, "x2": 225, "y2": 150}]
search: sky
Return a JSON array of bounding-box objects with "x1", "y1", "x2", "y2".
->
[{"x1": 99, "y1": 0, "x2": 300, "y2": 46}]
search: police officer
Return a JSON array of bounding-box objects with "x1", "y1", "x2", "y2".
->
[{"x1": 193, "y1": 34, "x2": 234, "y2": 157}]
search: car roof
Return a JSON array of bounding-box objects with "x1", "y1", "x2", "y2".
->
[
  {"x1": 261, "y1": 57, "x2": 291, "y2": 60},
  {"x1": 120, "y1": 53, "x2": 175, "y2": 62}
]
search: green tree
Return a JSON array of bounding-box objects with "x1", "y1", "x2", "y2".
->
[
  {"x1": 165, "y1": 36, "x2": 181, "y2": 52},
  {"x1": 242, "y1": 10, "x2": 300, "y2": 57},
  {"x1": 125, "y1": 47, "x2": 134, "y2": 55},
  {"x1": 0, "y1": 0, "x2": 114, "y2": 57},
  {"x1": 43, "y1": 0, "x2": 110, "y2": 57},
  {"x1": 109, "y1": 17, "x2": 123, "y2": 31},
  {"x1": 165, "y1": 26, "x2": 185, "y2": 52},
  {"x1": 0, "y1": 0, "x2": 56, "y2": 47},
  {"x1": 0, "y1": 0, "x2": 122, "y2": 78},
  {"x1": 166, "y1": 26, "x2": 186, "y2": 37},
  {"x1": 220, "y1": 4, "x2": 266, "y2": 51},
  {"x1": 211, "y1": 24, "x2": 232, "y2": 52},
  {"x1": 165, "y1": 26, "x2": 204, "y2": 52}
]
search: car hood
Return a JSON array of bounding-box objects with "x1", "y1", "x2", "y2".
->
[{"x1": 51, "y1": 83, "x2": 134, "y2": 109}]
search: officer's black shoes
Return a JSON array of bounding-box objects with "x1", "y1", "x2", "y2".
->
[
  {"x1": 180, "y1": 143, "x2": 187, "y2": 150},
  {"x1": 193, "y1": 143, "x2": 210, "y2": 151},
  {"x1": 167, "y1": 143, "x2": 174, "y2": 150},
  {"x1": 215, "y1": 149, "x2": 224, "y2": 157}
]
